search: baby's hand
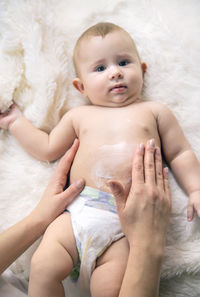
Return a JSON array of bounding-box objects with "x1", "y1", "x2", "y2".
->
[
  {"x1": 0, "y1": 104, "x2": 22, "y2": 130},
  {"x1": 187, "y1": 190, "x2": 200, "y2": 221}
]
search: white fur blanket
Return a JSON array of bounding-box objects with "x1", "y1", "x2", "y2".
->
[{"x1": 0, "y1": 0, "x2": 200, "y2": 296}]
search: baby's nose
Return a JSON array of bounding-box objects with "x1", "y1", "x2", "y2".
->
[{"x1": 109, "y1": 66, "x2": 123, "y2": 80}]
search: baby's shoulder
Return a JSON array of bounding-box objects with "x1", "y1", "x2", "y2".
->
[
  {"x1": 63, "y1": 104, "x2": 93, "y2": 119},
  {"x1": 141, "y1": 100, "x2": 172, "y2": 115}
]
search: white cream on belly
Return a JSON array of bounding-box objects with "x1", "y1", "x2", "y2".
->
[{"x1": 90, "y1": 142, "x2": 135, "y2": 189}]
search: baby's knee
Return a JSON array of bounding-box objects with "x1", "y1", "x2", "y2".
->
[{"x1": 30, "y1": 240, "x2": 74, "y2": 284}]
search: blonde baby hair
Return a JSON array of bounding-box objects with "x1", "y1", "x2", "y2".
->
[{"x1": 73, "y1": 22, "x2": 140, "y2": 76}]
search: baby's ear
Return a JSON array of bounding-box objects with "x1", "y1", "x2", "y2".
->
[
  {"x1": 141, "y1": 63, "x2": 147, "y2": 77},
  {"x1": 72, "y1": 78, "x2": 85, "y2": 94}
]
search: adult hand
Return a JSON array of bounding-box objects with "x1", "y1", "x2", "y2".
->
[
  {"x1": 0, "y1": 139, "x2": 85, "y2": 274},
  {"x1": 29, "y1": 138, "x2": 85, "y2": 230},
  {"x1": 108, "y1": 139, "x2": 171, "y2": 251}
]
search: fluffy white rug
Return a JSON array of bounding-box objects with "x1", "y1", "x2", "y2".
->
[{"x1": 0, "y1": 0, "x2": 200, "y2": 296}]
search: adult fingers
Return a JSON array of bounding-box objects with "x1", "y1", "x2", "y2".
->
[
  {"x1": 163, "y1": 167, "x2": 172, "y2": 208},
  {"x1": 59, "y1": 178, "x2": 85, "y2": 207},
  {"x1": 132, "y1": 143, "x2": 145, "y2": 185},
  {"x1": 155, "y1": 147, "x2": 164, "y2": 188},
  {"x1": 144, "y1": 139, "x2": 156, "y2": 184},
  {"x1": 53, "y1": 139, "x2": 79, "y2": 188},
  {"x1": 57, "y1": 138, "x2": 79, "y2": 173},
  {"x1": 107, "y1": 180, "x2": 126, "y2": 214}
]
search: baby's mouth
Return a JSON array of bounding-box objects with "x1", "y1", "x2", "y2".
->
[{"x1": 110, "y1": 84, "x2": 127, "y2": 93}]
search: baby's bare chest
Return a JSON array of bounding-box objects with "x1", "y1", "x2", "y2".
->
[
  {"x1": 78, "y1": 107, "x2": 159, "y2": 144},
  {"x1": 71, "y1": 104, "x2": 161, "y2": 191}
]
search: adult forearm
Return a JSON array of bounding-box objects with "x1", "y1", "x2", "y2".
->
[
  {"x1": 0, "y1": 215, "x2": 44, "y2": 274},
  {"x1": 119, "y1": 245, "x2": 163, "y2": 297},
  {"x1": 9, "y1": 116, "x2": 50, "y2": 161}
]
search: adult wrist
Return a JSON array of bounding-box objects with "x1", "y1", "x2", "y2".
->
[
  {"x1": 129, "y1": 238, "x2": 165, "y2": 260},
  {"x1": 27, "y1": 211, "x2": 49, "y2": 238}
]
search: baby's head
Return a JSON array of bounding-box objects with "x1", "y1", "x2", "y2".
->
[{"x1": 73, "y1": 22, "x2": 146, "y2": 107}]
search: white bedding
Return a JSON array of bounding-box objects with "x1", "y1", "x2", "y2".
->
[
  {"x1": 0, "y1": 271, "x2": 27, "y2": 297},
  {"x1": 0, "y1": 279, "x2": 26, "y2": 297},
  {"x1": 0, "y1": 0, "x2": 200, "y2": 296}
]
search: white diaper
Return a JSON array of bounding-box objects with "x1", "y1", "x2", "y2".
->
[{"x1": 67, "y1": 186, "x2": 124, "y2": 293}]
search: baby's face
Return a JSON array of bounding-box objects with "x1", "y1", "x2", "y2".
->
[{"x1": 73, "y1": 31, "x2": 145, "y2": 108}]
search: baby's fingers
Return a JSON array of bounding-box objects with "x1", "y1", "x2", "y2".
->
[
  {"x1": 187, "y1": 202, "x2": 194, "y2": 222},
  {"x1": 188, "y1": 191, "x2": 200, "y2": 221}
]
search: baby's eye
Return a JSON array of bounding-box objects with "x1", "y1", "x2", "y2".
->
[
  {"x1": 119, "y1": 60, "x2": 129, "y2": 66},
  {"x1": 95, "y1": 65, "x2": 106, "y2": 72}
]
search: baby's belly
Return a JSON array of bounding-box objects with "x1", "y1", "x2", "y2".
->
[{"x1": 70, "y1": 139, "x2": 159, "y2": 195}]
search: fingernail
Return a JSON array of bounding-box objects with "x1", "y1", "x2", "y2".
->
[
  {"x1": 156, "y1": 147, "x2": 160, "y2": 155},
  {"x1": 73, "y1": 138, "x2": 78, "y2": 146},
  {"x1": 149, "y1": 139, "x2": 155, "y2": 147},
  {"x1": 76, "y1": 179, "x2": 84, "y2": 189},
  {"x1": 139, "y1": 143, "x2": 144, "y2": 152},
  {"x1": 163, "y1": 167, "x2": 168, "y2": 177},
  {"x1": 163, "y1": 167, "x2": 169, "y2": 180}
]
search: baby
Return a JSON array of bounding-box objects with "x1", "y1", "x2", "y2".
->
[{"x1": 0, "y1": 22, "x2": 200, "y2": 297}]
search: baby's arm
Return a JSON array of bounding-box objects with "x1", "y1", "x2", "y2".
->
[
  {"x1": 0, "y1": 104, "x2": 77, "y2": 161},
  {"x1": 155, "y1": 103, "x2": 200, "y2": 221}
]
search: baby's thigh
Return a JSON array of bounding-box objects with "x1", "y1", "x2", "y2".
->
[
  {"x1": 90, "y1": 237, "x2": 129, "y2": 297},
  {"x1": 30, "y1": 212, "x2": 78, "y2": 280}
]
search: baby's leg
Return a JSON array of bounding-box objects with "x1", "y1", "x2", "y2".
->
[
  {"x1": 28, "y1": 212, "x2": 78, "y2": 297},
  {"x1": 90, "y1": 237, "x2": 129, "y2": 297}
]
